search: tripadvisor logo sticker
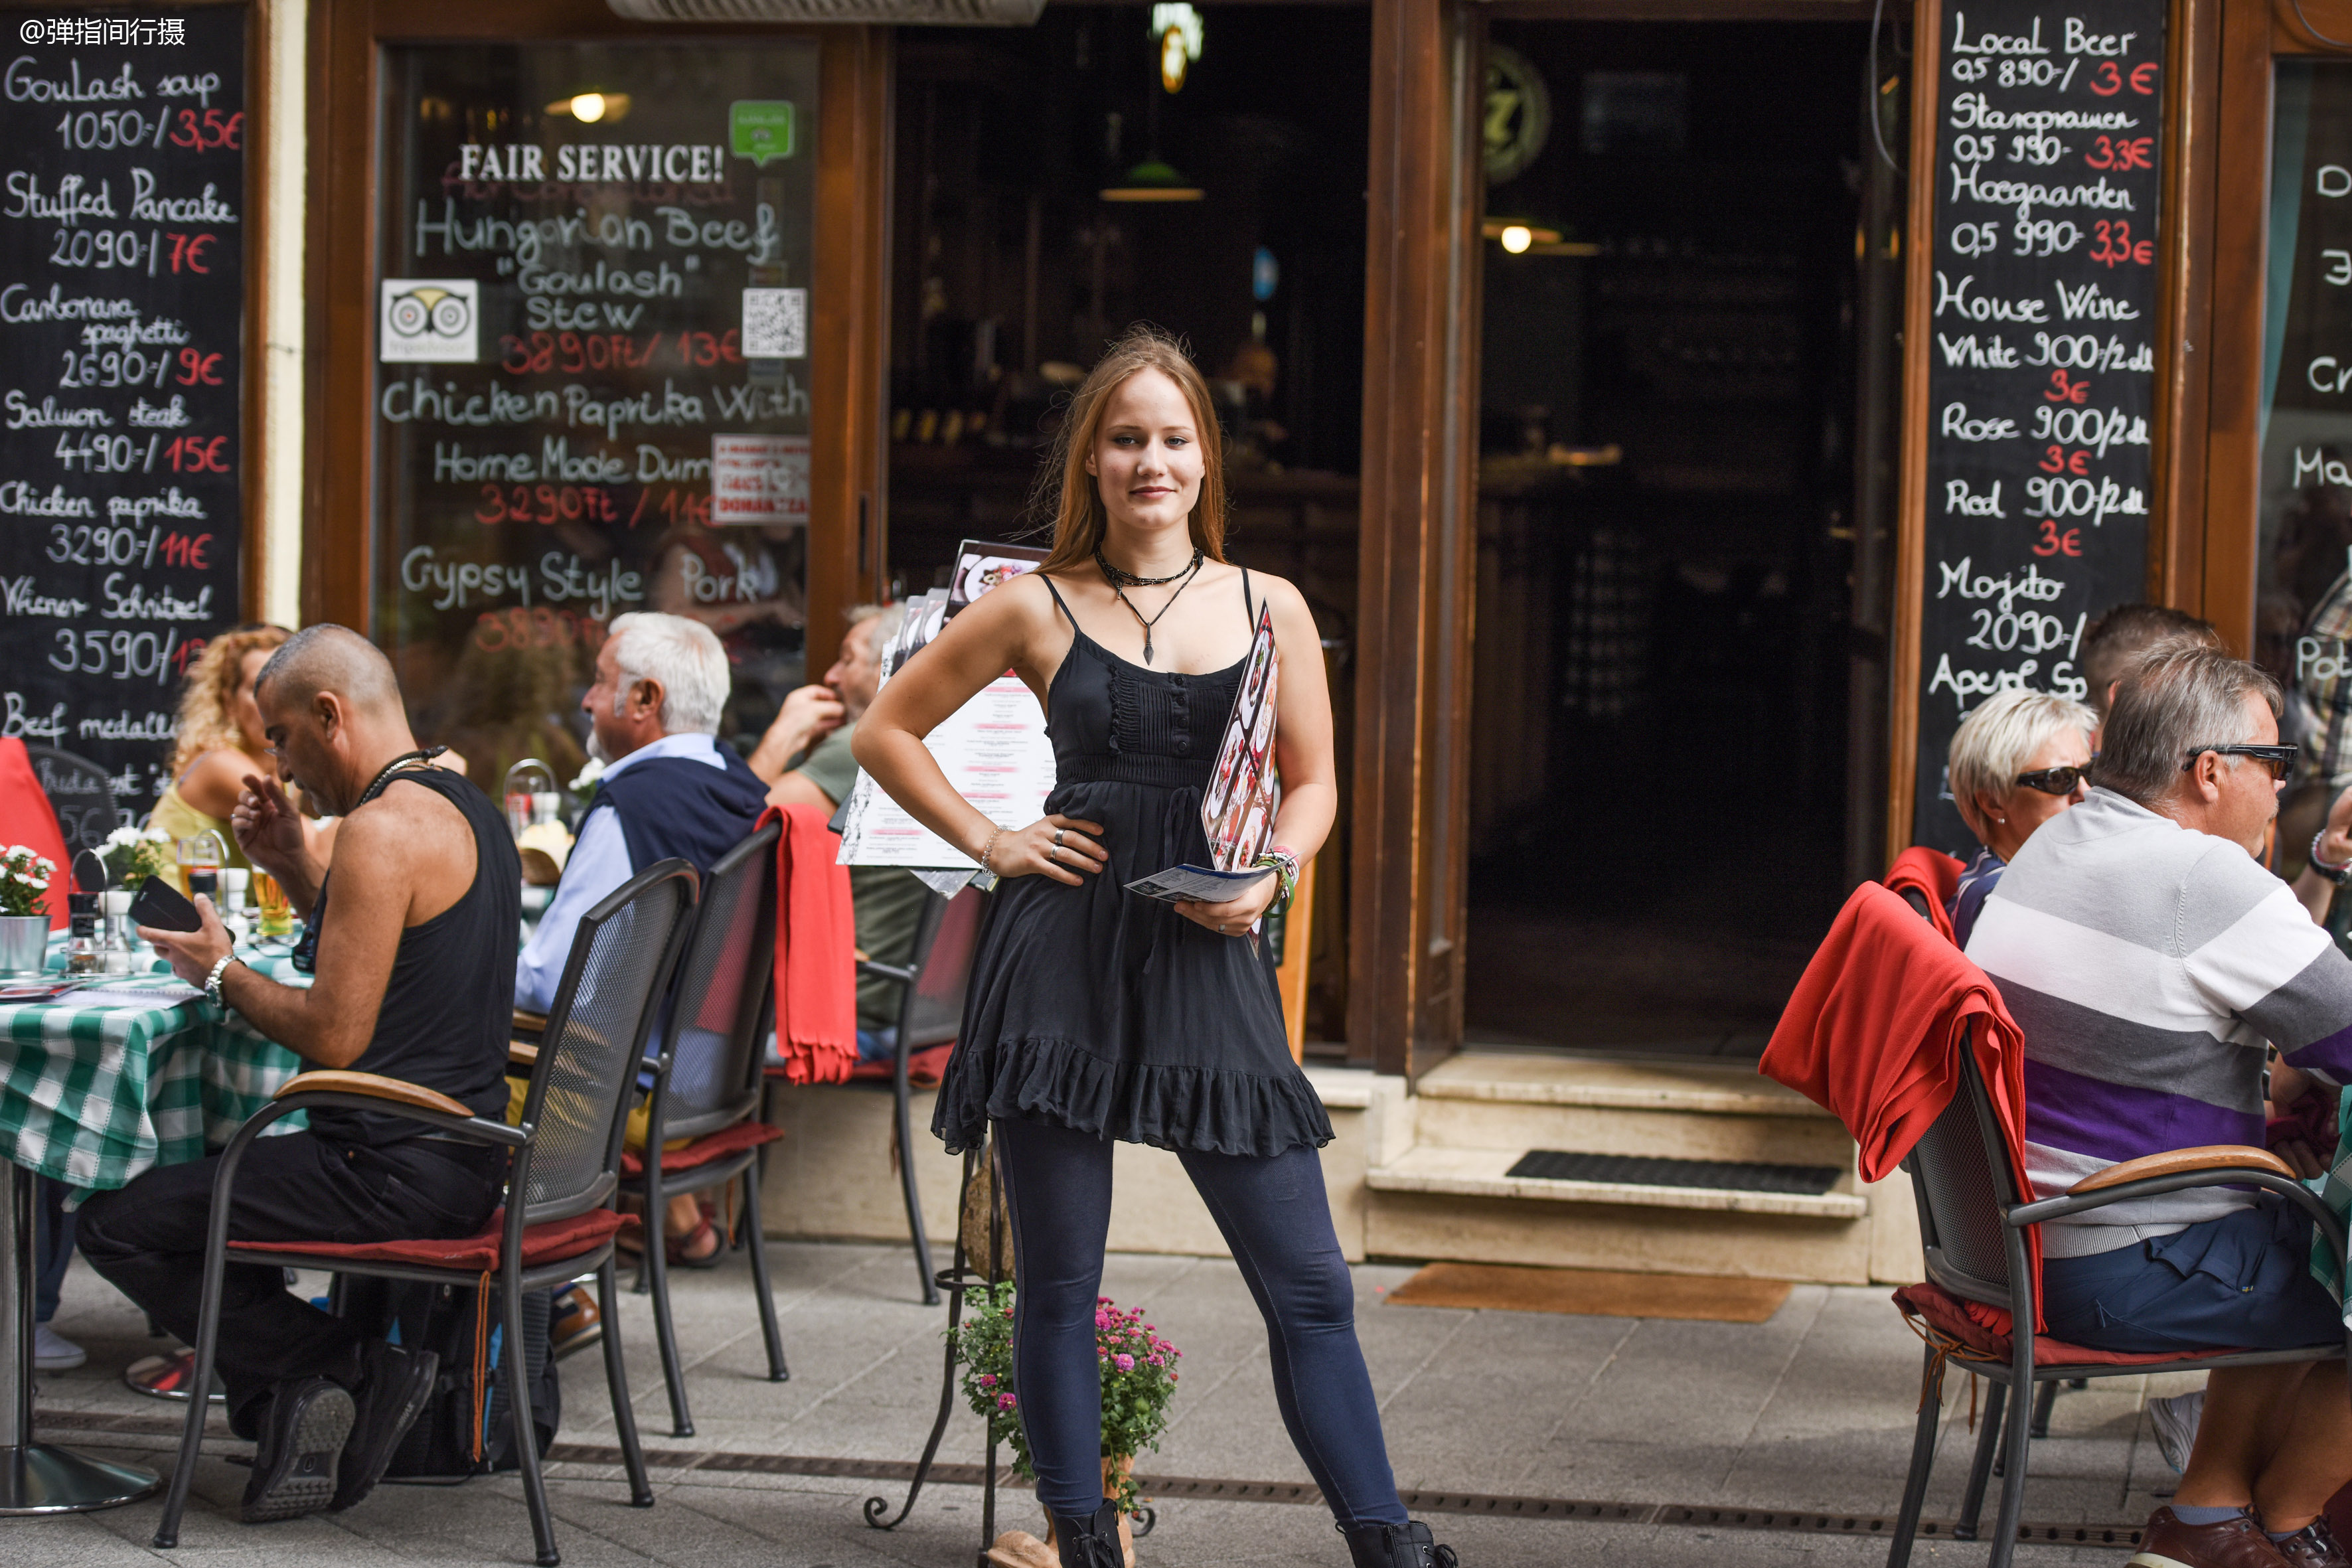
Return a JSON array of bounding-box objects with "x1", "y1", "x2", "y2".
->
[{"x1": 730, "y1": 102, "x2": 795, "y2": 166}]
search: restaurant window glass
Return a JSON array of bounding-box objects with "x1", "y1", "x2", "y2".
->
[{"x1": 374, "y1": 42, "x2": 820, "y2": 787}]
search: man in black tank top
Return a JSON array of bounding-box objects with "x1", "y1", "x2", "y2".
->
[{"x1": 79, "y1": 625, "x2": 517, "y2": 1525}]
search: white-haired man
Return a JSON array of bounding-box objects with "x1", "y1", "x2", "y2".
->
[{"x1": 518, "y1": 613, "x2": 767, "y2": 1276}]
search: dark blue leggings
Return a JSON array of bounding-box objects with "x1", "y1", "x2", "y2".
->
[{"x1": 992, "y1": 1116, "x2": 1409, "y2": 1528}]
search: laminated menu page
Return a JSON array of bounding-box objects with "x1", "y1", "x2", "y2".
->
[
  {"x1": 1125, "y1": 605, "x2": 1280, "y2": 907},
  {"x1": 836, "y1": 576, "x2": 1055, "y2": 872}
]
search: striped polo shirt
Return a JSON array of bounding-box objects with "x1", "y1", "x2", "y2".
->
[{"x1": 1965, "y1": 787, "x2": 2352, "y2": 1256}]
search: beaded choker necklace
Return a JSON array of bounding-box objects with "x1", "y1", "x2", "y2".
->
[{"x1": 1094, "y1": 546, "x2": 1202, "y2": 588}]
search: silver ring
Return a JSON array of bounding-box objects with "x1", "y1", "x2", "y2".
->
[
  {"x1": 1054, "y1": 828, "x2": 1064, "y2": 846},
  {"x1": 1048, "y1": 846, "x2": 1059, "y2": 862},
  {"x1": 1218, "y1": 922, "x2": 1227, "y2": 935}
]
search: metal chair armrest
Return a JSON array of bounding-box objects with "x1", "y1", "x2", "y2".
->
[
  {"x1": 857, "y1": 959, "x2": 916, "y2": 986},
  {"x1": 636, "y1": 1050, "x2": 678, "y2": 1178},
  {"x1": 2009, "y1": 1166, "x2": 2346, "y2": 1272},
  {"x1": 2062, "y1": 1144, "x2": 2295, "y2": 1194},
  {"x1": 270, "y1": 1073, "x2": 530, "y2": 1150},
  {"x1": 275, "y1": 1069, "x2": 472, "y2": 1117}
]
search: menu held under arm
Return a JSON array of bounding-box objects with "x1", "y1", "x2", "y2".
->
[
  {"x1": 0, "y1": 9, "x2": 245, "y2": 812},
  {"x1": 1912, "y1": 0, "x2": 2164, "y2": 853}
]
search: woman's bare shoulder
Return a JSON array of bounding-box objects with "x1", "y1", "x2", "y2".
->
[
  {"x1": 178, "y1": 746, "x2": 257, "y2": 813},
  {"x1": 1236, "y1": 566, "x2": 1313, "y2": 617},
  {"x1": 961, "y1": 568, "x2": 1062, "y2": 633}
]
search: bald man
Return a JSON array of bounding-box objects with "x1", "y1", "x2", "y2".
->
[{"x1": 79, "y1": 625, "x2": 521, "y2": 1526}]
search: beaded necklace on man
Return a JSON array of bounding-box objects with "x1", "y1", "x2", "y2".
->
[{"x1": 289, "y1": 745, "x2": 449, "y2": 975}]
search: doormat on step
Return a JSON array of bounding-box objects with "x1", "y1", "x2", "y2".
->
[
  {"x1": 1503, "y1": 1149, "x2": 1843, "y2": 1194},
  {"x1": 1386, "y1": 1262, "x2": 1792, "y2": 1322}
]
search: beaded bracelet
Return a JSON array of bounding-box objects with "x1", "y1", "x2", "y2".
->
[
  {"x1": 2313, "y1": 830, "x2": 2352, "y2": 887},
  {"x1": 1253, "y1": 849, "x2": 1300, "y2": 913},
  {"x1": 977, "y1": 824, "x2": 1006, "y2": 875}
]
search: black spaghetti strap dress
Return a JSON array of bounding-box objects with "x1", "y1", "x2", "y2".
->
[{"x1": 933, "y1": 568, "x2": 1332, "y2": 1158}]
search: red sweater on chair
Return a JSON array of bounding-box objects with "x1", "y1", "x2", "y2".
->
[
  {"x1": 1882, "y1": 845, "x2": 1963, "y2": 945},
  {"x1": 763, "y1": 803, "x2": 858, "y2": 1084},
  {"x1": 1762, "y1": 878, "x2": 2042, "y2": 1323}
]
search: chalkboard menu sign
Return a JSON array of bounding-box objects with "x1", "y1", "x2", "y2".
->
[
  {"x1": 374, "y1": 42, "x2": 819, "y2": 791},
  {"x1": 0, "y1": 8, "x2": 246, "y2": 813},
  {"x1": 1911, "y1": 0, "x2": 2164, "y2": 852}
]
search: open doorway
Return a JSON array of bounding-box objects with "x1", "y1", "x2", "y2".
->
[
  {"x1": 1464, "y1": 19, "x2": 1893, "y2": 1059},
  {"x1": 884, "y1": 6, "x2": 1372, "y2": 1046}
]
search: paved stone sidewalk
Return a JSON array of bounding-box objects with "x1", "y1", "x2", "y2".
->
[{"x1": 10, "y1": 1239, "x2": 2195, "y2": 1565}]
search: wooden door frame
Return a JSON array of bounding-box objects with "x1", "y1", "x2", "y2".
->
[
  {"x1": 1352, "y1": 0, "x2": 1483, "y2": 1081},
  {"x1": 303, "y1": 0, "x2": 890, "y2": 676},
  {"x1": 1358, "y1": 0, "x2": 1917, "y2": 1077},
  {"x1": 2195, "y1": 0, "x2": 2352, "y2": 657}
]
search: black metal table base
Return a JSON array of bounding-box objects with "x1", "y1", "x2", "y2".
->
[{"x1": 0, "y1": 1163, "x2": 160, "y2": 1514}]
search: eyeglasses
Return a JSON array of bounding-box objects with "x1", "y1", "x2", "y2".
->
[
  {"x1": 2015, "y1": 765, "x2": 2089, "y2": 796},
  {"x1": 2180, "y1": 743, "x2": 2299, "y2": 781}
]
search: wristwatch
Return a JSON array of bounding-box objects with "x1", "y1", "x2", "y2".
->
[
  {"x1": 2313, "y1": 830, "x2": 2352, "y2": 887},
  {"x1": 204, "y1": 952, "x2": 241, "y2": 1008}
]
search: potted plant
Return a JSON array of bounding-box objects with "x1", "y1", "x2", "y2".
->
[
  {"x1": 98, "y1": 826, "x2": 175, "y2": 890},
  {"x1": 0, "y1": 844, "x2": 55, "y2": 975},
  {"x1": 951, "y1": 1283, "x2": 1181, "y2": 1568}
]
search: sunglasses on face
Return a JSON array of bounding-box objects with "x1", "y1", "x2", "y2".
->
[
  {"x1": 2015, "y1": 765, "x2": 2089, "y2": 795},
  {"x1": 2180, "y1": 743, "x2": 2299, "y2": 781}
]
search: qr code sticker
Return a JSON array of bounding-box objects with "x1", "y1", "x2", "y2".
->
[{"x1": 742, "y1": 288, "x2": 807, "y2": 359}]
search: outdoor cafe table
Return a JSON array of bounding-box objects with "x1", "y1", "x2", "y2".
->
[{"x1": 0, "y1": 941, "x2": 309, "y2": 1513}]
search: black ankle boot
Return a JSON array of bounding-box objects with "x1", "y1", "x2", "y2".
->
[
  {"x1": 1340, "y1": 1519, "x2": 1459, "y2": 1568},
  {"x1": 1047, "y1": 1500, "x2": 1124, "y2": 1568}
]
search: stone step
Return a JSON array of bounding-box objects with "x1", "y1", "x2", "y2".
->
[
  {"x1": 1405, "y1": 1054, "x2": 1853, "y2": 1172},
  {"x1": 1417, "y1": 1052, "x2": 1828, "y2": 1116}
]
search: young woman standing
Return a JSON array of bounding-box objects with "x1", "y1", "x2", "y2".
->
[{"x1": 855, "y1": 327, "x2": 1458, "y2": 1568}]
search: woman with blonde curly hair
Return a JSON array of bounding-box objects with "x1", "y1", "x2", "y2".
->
[{"x1": 149, "y1": 624, "x2": 291, "y2": 867}]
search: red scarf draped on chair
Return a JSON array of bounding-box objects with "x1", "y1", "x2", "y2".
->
[{"x1": 762, "y1": 803, "x2": 858, "y2": 1083}]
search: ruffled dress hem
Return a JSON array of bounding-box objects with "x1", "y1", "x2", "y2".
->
[{"x1": 934, "y1": 1034, "x2": 1334, "y2": 1158}]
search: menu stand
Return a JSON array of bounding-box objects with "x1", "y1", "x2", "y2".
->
[
  {"x1": 864, "y1": 1142, "x2": 1004, "y2": 1566},
  {"x1": 0, "y1": 1162, "x2": 159, "y2": 1512}
]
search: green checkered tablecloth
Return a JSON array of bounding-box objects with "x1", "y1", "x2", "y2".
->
[{"x1": 0, "y1": 942, "x2": 311, "y2": 1193}]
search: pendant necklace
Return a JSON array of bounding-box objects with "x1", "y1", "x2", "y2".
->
[{"x1": 1096, "y1": 547, "x2": 1204, "y2": 666}]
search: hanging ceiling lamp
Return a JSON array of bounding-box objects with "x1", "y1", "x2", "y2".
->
[
  {"x1": 1102, "y1": 159, "x2": 1203, "y2": 203},
  {"x1": 1104, "y1": 5, "x2": 1204, "y2": 202}
]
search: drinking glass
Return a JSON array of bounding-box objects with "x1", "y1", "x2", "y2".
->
[{"x1": 253, "y1": 872, "x2": 293, "y2": 939}]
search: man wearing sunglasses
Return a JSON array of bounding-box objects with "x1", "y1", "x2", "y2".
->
[{"x1": 1966, "y1": 646, "x2": 2352, "y2": 1568}]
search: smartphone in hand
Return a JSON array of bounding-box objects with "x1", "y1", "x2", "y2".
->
[{"x1": 127, "y1": 877, "x2": 203, "y2": 934}]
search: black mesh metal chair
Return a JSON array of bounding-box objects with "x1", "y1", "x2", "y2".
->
[
  {"x1": 25, "y1": 742, "x2": 131, "y2": 854},
  {"x1": 854, "y1": 884, "x2": 988, "y2": 1306},
  {"x1": 1887, "y1": 1041, "x2": 2351, "y2": 1568},
  {"x1": 150, "y1": 859, "x2": 700, "y2": 1567},
  {"x1": 627, "y1": 821, "x2": 788, "y2": 1437}
]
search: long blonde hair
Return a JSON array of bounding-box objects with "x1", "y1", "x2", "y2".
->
[
  {"x1": 169, "y1": 625, "x2": 291, "y2": 775},
  {"x1": 1036, "y1": 325, "x2": 1229, "y2": 576}
]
